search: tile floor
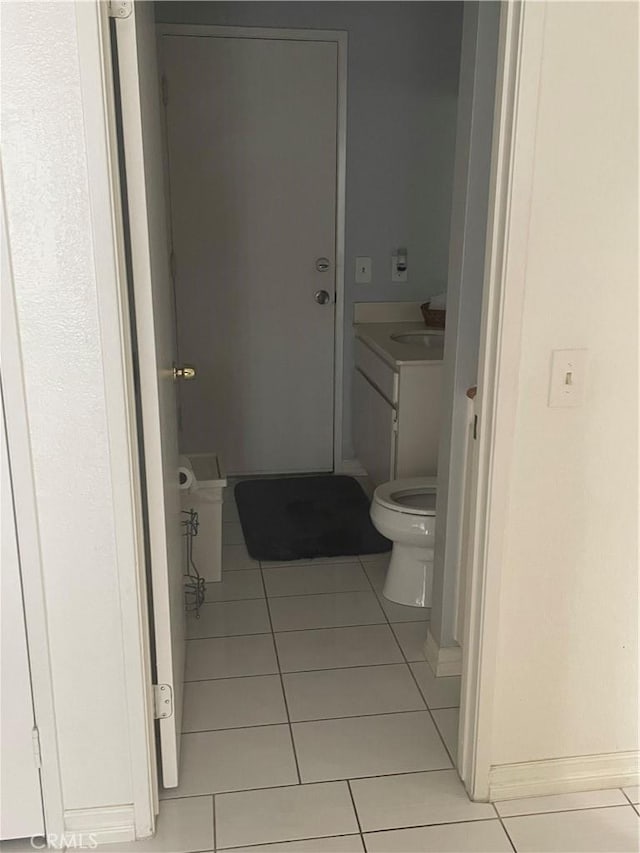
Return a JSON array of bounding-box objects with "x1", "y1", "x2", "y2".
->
[
  {"x1": 141, "y1": 488, "x2": 639, "y2": 852},
  {"x1": 7, "y1": 486, "x2": 637, "y2": 852}
]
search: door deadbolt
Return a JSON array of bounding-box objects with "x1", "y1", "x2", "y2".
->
[
  {"x1": 173, "y1": 364, "x2": 197, "y2": 381},
  {"x1": 315, "y1": 257, "x2": 331, "y2": 272}
]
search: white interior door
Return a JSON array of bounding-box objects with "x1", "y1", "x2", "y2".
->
[
  {"x1": 114, "y1": 2, "x2": 185, "y2": 789},
  {"x1": 0, "y1": 392, "x2": 44, "y2": 840},
  {"x1": 160, "y1": 33, "x2": 338, "y2": 474}
]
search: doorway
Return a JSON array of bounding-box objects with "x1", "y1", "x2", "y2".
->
[{"x1": 159, "y1": 26, "x2": 347, "y2": 475}]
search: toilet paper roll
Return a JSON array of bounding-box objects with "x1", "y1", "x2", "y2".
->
[{"x1": 178, "y1": 466, "x2": 195, "y2": 491}]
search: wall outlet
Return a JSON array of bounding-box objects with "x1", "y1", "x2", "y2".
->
[
  {"x1": 548, "y1": 349, "x2": 588, "y2": 407},
  {"x1": 391, "y1": 253, "x2": 408, "y2": 283},
  {"x1": 355, "y1": 256, "x2": 372, "y2": 284}
]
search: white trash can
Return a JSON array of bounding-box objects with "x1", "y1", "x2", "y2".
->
[{"x1": 180, "y1": 453, "x2": 227, "y2": 583}]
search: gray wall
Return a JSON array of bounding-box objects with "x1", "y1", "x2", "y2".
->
[{"x1": 155, "y1": 1, "x2": 463, "y2": 459}]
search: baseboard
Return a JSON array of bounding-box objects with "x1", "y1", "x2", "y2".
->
[
  {"x1": 64, "y1": 804, "x2": 136, "y2": 846},
  {"x1": 424, "y1": 628, "x2": 463, "y2": 676},
  {"x1": 489, "y1": 751, "x2": 640, "y2": 801},
  {"x1": 340, "y1": 458, "x2": 368, "y2": 477}
]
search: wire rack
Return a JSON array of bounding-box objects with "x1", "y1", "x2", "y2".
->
[{"x1": 182, "y1": 507, "x2": 205, "y2": 617}]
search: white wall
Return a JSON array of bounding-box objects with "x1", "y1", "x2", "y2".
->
[
  {"x1": 490, "y1": 0, "x2": 638, "y2": 769},
  {"x1": 155, "y1": 1, "x2": 463, "y2": 459},
  {"x1": 1, "y1": 0, "x2": 149, "y2": 823}
]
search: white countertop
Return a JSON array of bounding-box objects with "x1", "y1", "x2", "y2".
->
[{"x1": 354, "y1": 322, "x2": 445, "y2": 368}]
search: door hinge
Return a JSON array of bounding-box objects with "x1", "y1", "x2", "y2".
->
[
  {"x1": 108, "y1": 1, "x2": 132, "y2": 19},
  {"x1": 153, "y1": 684, "x2": 174, "y2": 719},
  {"x1": 161, "y1": 75, "x2": 169, "y2": 107},
  {"x1": 32, "y1": 727, "x2": 42, "y2": 769},
  {"x1": 392, "y1": 410, "x2": 399, "y2": 433},
  {"x1": 473, "y1": 414, "x2": 478, "y2": 440}
]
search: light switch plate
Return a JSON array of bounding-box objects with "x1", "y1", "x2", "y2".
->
[
  {"x1": 548, "y1": 349, "x2": 588, "y2": 407},
  {"x1": 355, "y1": 256, "x2": 372, "y2": 284}
]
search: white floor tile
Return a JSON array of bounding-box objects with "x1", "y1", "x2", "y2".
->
[
  {"x1": 204, "y1": 569, "x2": 264, "y2": 602},
  {"x1": 269, "y1": 591, "x2": 385, "y2": 632},
  {"x1": 624, "y1": 786, "x2": 640, "y2": 804},
  {"x1": 263, "y1": 562, "x2": 370, "y2": 598},
  {"x1": 0, "y1": 840, "x2": 46, "y2": 852},
  {"x1": 409, "y1": 662, "x2": 461, "y2": 709},
  {"x1": 275, "y1": 625, "x2": 403, "y2": 673},
  {"x1": 182, "y1": 675, "x2": 287, "y2": 731},
  {"x1": 432, "y1": 707, "x2": 459, "y2": 760},
  {"x1": 223, "y1": 543, "x2": 260, "y2": 571},
  {"x1": 495, "y1": 788, "x2": 629, "y2": 817},
  {"x1": 185, "y1": 634, "x2": 278, "y2": 681},
  {"x1": 390, "y1": 622, "x2": 428, "y2": 661},
  {"x1": 222, "y1": 522, "x2": 245, "y2": 546},
  {"x1": 186, "y1": 600, "x2": 270, "y2": 639},
  {"x1": 224, "y1": 836, "x2": 364, "y2": 853},
  {"x1": 262, "y1": 555, "x2": 365, "y2": 568},
  {"x1": 377, "y1": 593, "x2": 431, "y2": 624},
  {"x1": 363, "y1": 819, "x2": 512, "y2": 853},
  {"x1": 350, "y1": 768, "x2": 495, "y2": 832},
  {"x1": 293, "y1": 711, "x2": 451, "y2": 782},
  {"x1": 361, "y1": 560, "x2": 387, "y2": 592},
  {"x1": 283, "y1": 664, "x2": 425, "y2": 722},
  {"x1": 503, "y1": 805, "x2": 640, "y2": 852},
  {"x1": 105, "y1": 796, "x2": 214, "y2": 852},
  {"x1": 360, "y1": 553, "x2": 391, "y2": 569},
  {"x1": 160, "y1": 726, "x2": 297, "y2": 798},
  {"x1": 215, "y1": 781, "x2": 358, "y2": 849}
]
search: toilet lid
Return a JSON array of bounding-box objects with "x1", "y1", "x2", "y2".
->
[{"x1": 374, "y1": 477, "x2": 437, "y2": 516}]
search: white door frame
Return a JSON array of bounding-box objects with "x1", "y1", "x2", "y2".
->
[
  {"x1": 457, "y1": 1, "x2": 546, "y2": 800},
  {"x1": 156, "y1": 23, "x2": 348, "y2": 474},
  {"x1": 75, "y1": 0, "x2": 157, "y2": 836},
  {"x1": 1, "y1": 171, "x2": 65, "y2": 843}
]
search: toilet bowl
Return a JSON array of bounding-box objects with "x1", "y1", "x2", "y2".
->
[{"x1": 369, "y1": 477, "x2": 437, "y2": 608}]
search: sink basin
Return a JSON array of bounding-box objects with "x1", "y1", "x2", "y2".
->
[{"x1": 390, "y1": 330, "x2": 444, "y2": 347}]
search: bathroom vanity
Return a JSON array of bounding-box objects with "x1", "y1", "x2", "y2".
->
[{"x1": 353, "y1": 322, "x2": 443, "y2": 487}]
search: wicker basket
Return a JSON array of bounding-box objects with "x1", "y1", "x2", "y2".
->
[{"x1": 421, "y1": 302, "x2": 446, "y2": 329}]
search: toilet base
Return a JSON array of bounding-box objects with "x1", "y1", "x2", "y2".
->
[{"x1": 382, "y1": 544, "x2": 433, "y2": 608}]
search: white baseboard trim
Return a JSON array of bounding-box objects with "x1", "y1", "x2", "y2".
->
[
  {"x1": 424, "y1": 628, "x2": 463, "y2": 676},
  {"x1": 340, "y1": 457, "x2": 368, "y2": 477},
  {"x1": 489, "y1": 751, "x2": 640, "y2": 801},
  {"x1": 64, "y1": 804, "x2": 136, "y2": 847}
]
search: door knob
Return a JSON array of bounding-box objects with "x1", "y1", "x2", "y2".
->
[
  {"x1": 315, "y1": 257, "x2": 331, "y2": 272},
  {"x1": 315, "y1": 290, "x2": 331, "y2": 305},
  {"x1": 173, "y1": 364, "x2": 197, "y2": 380}
]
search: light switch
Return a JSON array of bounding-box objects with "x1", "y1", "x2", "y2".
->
[
  {"x1": 355, "y1": 256, "x2": 372, "y2": 284},
  {"x1": 548, "y1": 349, "x2": 587, "y2": 407}
]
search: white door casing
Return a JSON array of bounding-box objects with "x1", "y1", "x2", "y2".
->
[
  {"x1": 0, "y1": 168, "x2": 64, "y2": 840},
  {"x1": 114, "y1": 1, "x2": 186, "y2": 789},
  {"x1": 0, "y1": 387, "x2": 44, "y2": 841},
  {"x1": 458, "y1": 1, "x2": 546, "y2": 799},
  {"x1": 159, "y1": 29, "x2": 343, "y2": 475}
]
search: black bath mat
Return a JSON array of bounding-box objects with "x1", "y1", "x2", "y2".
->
[{"x1": 235, "y1": 475, "x2": 391, "y2": 562}]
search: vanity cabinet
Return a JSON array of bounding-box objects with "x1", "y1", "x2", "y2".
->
[{"x1": 353, "y1": 338, "x2": 442, "y2": 487}]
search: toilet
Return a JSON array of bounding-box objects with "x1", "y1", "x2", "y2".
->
[{"x1": 369, "y1": 477, "x2": 437, "y2": 608}]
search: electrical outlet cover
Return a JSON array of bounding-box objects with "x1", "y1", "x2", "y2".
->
[{"x1": 391, "y1": 255, "x2": 408, "y2": 283}]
